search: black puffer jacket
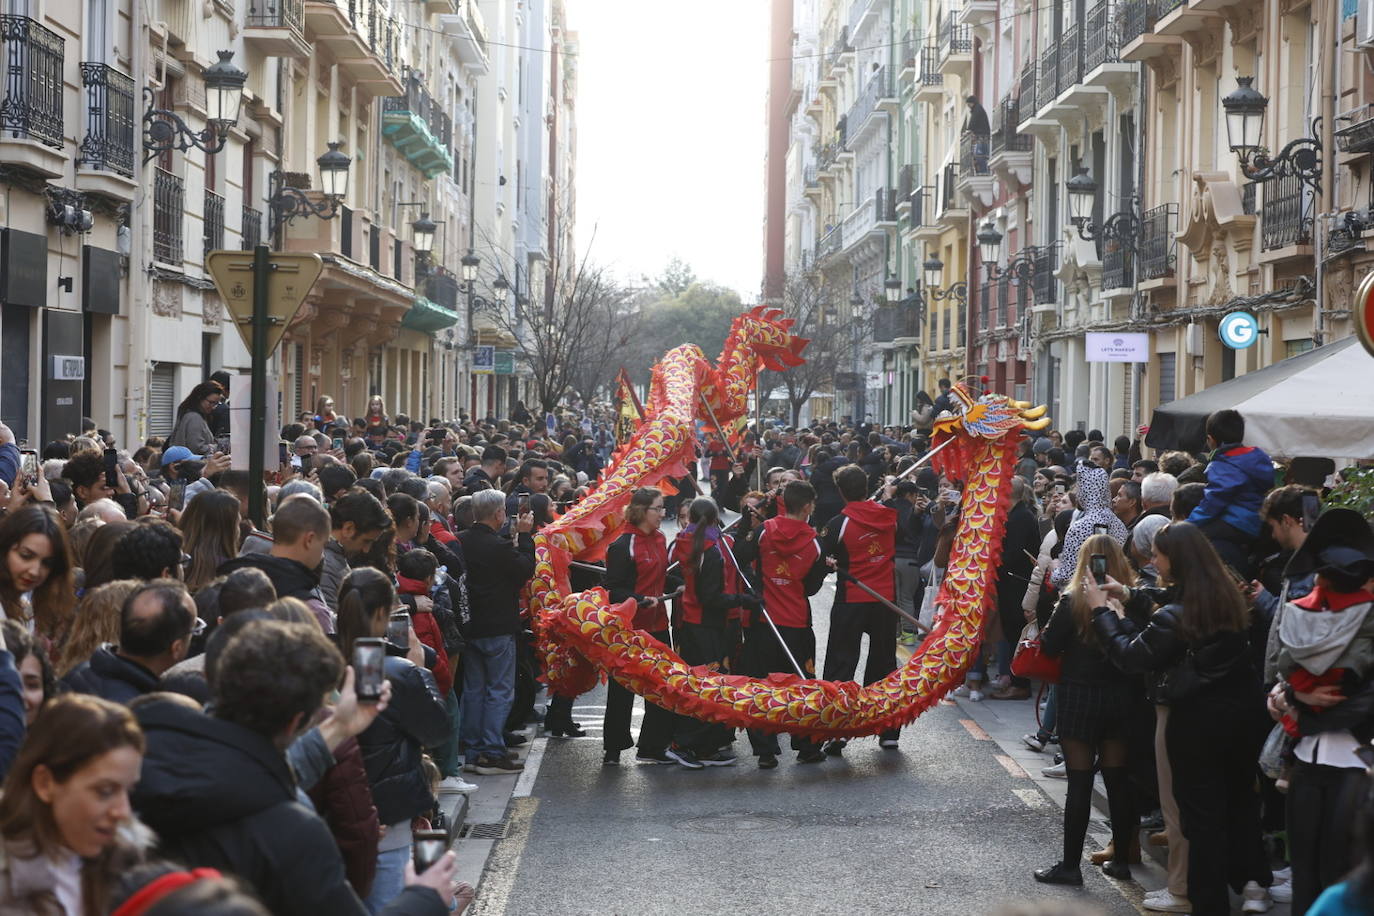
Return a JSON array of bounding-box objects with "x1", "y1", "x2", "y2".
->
[
  {"x1": 1092, "y1": 602, "x2": 1254, "y2": 700},
  {"x1": 457, "y1": 522, "x2": 534, "y2": 640},
  {"x1": 357, "y1": 656, "x2": 450, "y2": 825},
  {"x1": 1042, "y1": 590, "x2": 1155, "y2": 685},
  {"x1": 132, "y1": 700, "x2": 446, "y2": 916},
  {"x1": 62, "y1": 647, "x2": 160, "y2": 703}
]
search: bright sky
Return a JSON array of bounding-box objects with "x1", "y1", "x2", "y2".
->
[{"x1": 569, "y1": 0, "x2": 770, "y2": 299}]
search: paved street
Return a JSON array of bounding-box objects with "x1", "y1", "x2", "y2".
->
[{"x1": 464, "y1": 575, "x2": 1141, "y2": 916}]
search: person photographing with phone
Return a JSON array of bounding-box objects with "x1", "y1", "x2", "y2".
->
[
  {"x1": 1033, "y1": 534, "x2": 1153, "y2": 886},
  {"x1": 599, "y1": 487, "x2": 684, "y2": 764}
]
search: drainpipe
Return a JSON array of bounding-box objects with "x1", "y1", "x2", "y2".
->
[
  {"x1": 1314, "y1": 3, "x2": 1335, "y2": 348},
  {"x1": 125, "y1": 0, "x2": 150, "y2": 448}
]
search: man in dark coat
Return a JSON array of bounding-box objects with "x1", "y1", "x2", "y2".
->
[
  {"x1": 987, "y1": 477, "x2": 1040, "y2": 700},
  {"x1": 63, "y1": 581, "x2": 194, "y2": 704},
  {"x1": 131, "y1": 619, "x2": 456, "y2": 916}
]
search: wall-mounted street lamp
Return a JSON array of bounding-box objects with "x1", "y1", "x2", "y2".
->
[
  {"x1": 269, "y1": 142, "x2": 352, "y2": 234},
  {"x1": 1065, "y1": 169, "x2": 1141, "y2": 244},
  {"x1": 919, "y1": 254, "x2": 968, "y2": 303},
  {"x1": 1221, "y1": 77, "x2": 1322, "y2": 192},
  {"x1": 459, "y1": 250, "x2": 509, "y2": 315},
  {"x1": 142, "y1": 50, "x2": 247, "y2": 164},
  {"x1": 976, "y1": 221, "x2": 1036, "y2": 282}
]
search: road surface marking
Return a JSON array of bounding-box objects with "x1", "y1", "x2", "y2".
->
[
  {"x1": 467, "y1": 797, "x2": 538, "y2": 916},
  {"x1": 512, "y1": 737, "x2": 547, "y2": 798},
  {"x1": 1013, "y1": 787, "x2": 1050, "y2": 809},
  {"x1": 995, "y1": 754, "x2": 1030, "y2": 778},
  {"x1": 960, "y1": 719, "x2": 991, "y2": 741}
]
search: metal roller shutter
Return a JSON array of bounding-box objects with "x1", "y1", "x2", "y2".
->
[{"x1": 147, "y1": 364, "x2": 176, "y2": 437}]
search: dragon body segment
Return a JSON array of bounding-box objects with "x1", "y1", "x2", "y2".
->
[{"x1": 528, "y1": 308, "x2": 1048, "y2": 737}]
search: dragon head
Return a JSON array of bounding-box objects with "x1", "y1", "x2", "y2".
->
[
  {"x1": 727, "y1": 305, "x2": 809, "y2": 371},
  {"x1": 931, "y1": 381, "x2": 1051, "y2": 440}
]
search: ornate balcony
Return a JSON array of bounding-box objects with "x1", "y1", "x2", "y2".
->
[
  {"x1": 957, "y1": 131, "x2": 994, "y2": 207},
  {"x1": 153, "y1": 168, "x2": 184, "y2": 266},
  {"x1": 303, "y1": 0, "x2": 403, "y2": 98},
  {"x1": 1138, "y1": 204, "x2": 1176, "y2": 282},
  {"x1": 1030, "y1": 243, "x2": 1060, "y2": 305},
  {"x1": 915, "y1": 46, "x2": 944, "y2": 104},
  {"x1": 899, "y1": 29, "x2": 917, "y2": 84},
  {"x1": 1260, "y1": 174, "x2": 1313, "y2": 253},
  {"x1": 78, "y1": 62, "x2": 135, "y2": 197},
  {"x1": 382, "y1": 75, "x2": 455, "y2": 178},
  {"x1": 936, "y1": 163, "x2": 967, "y2": 228},
  {"x1": 439, "y1": 1, "x2": 489, "y2": 74},
  {"x1": 989, "y1": 95, "x2": 1032, "y2": 185},
  {"x1": 0, "y1": 14, "x2": 65, "y2": 177},
  {"x1": 245, "y1": 0, "x2": 310, "y2": 57},
  {"x1": 1081, "y1": 0, "x2": 1138, "y2": 96},
  {"x1": 203, "y1": 189, "x2": 225, "y2": 256},
  {"x1": 938, "y1": 7, "x2": 973, "y2": 82},
  {"x1": 907, "y1": 185, "x2": 941, "y2": 245},
  {"x1": 1118, "y1": 0, "x2": 1184, "y2": 62},
  {"x1": 241, "y1": 205, "x2": 263, "y2": 250},
  {"x1": 845, "y1": 66, "x2": 894, "y2": 148}
]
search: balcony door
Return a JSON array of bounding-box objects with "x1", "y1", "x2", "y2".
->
[{"x1": 86, "y1": 0, "x2": 110, "y2": 63}]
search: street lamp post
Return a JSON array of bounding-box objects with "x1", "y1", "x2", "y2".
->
[
  {"x1": 975, "y1": 222, "x2": 1037, "y2": 283},
  {"x1": 269, "y1": 142, "x2": 353, "y2": 241},
  {"x1": 1221, "y1": 77, "x2": 1322, "y2": 191},
  {"x1": 1064, "y1": 169, "x2": 1142, "y2": 247},
  {"x1": 142, "y1": 50, "x2": 247, "y2": 164}
]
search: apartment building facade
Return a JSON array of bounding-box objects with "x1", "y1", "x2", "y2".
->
[{"x1": 0, "y1": 0, "x2": 574, "y2": 447}]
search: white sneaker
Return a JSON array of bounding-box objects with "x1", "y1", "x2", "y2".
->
[
  {"x1": 1142, "y1": 890, "x2": 1191, "y2": 912},
  {"x1": 438, "y1": 776, "x2": 478, "y2": 795},
  {"x1": 1041, "y1": 760, "x2": 1066, "y2": 778},
  {"x1": 1269, "y1": 881, "x2": 1291, "y2": 904},
  {"x1": 1271, "y1": 866, "x2": 1291, "y2": 882},
  {"x1": 1241, "y1": 881, "x2": 1272, "y2": 914},
  {"x1": 952, "y1": 684, "x2": 970, "y2": 697},
  {"x1": 969, "y1": 688, "x2": 985, "y2": 702}
]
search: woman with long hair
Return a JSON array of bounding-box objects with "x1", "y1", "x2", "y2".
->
[
  {"x1": 79, "y1": 520, "x2": 134, "y2": 593},
  {"x1": 1033, "y1": 534, "x2": 1152, "y2": 886},
  {"x1": 1093, "y1": 521, "x2": 1272, "y2": 916},
  {"x1": 179, "y1": 491, "x2": 242, "y2": 591},
  {"x1": 665, "y1": 497, "x2": 751, "y2": 769},
  {"x1": 2, "y1": 621, "x2": 57, "y2": 726},
  {"x1": 0, "y1": 505, "x2": 77, "y2": 643},
  {"x1": 314, "y1": 395, "x2": 338, "y2": 428},
  {"x1": 597, "y1": 488, "x2": 682, "y2": 762},
  {"x1": 336, "y1": 568, "x2": 448, "y2": 914},
  {"x1": 0, "y1": 694, "x2": 147, "y2": 914},
  {"x1": 57, "y1": 580, "x2": 140, "y2": 679},
  {"x1": 167, "y1": 381, "x2": 224, "y2": 456},
  {"x1": 364, "y1": 396, "x2": 387, "y2": 429}
]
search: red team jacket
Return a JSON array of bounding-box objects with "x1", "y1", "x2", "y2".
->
[
  {"x1": 755, "y1": 516, "x2": 825, "y2": 628},
  {"x1": 669, "y1": 527, "x2": 742, "y2": 626},
  {"x1": 823, "y1": 501, "x2": 897, "y2": 603},
  {"x1": 603, "y1": 528, "x2": 671, "y2": 631}
]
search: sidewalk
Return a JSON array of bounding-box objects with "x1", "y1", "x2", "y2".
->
[{"x1": 945, "y1": 686, "x2": 1293, "y2": 915}]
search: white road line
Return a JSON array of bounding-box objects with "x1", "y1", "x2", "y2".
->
[
  {"x1": 1013, "y1": 787, "x2": 1051, "y2": 810},
  {"x1": 467, "y1": 797, "x2": 538, "y2": 916},
  {"x1": 512, "y1": 736, "x2": 547, "y2": 798}
]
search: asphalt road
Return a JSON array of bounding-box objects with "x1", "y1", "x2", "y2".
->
[{"x1": 470, "y1": 575, "x2": 1140, "y2": 916}]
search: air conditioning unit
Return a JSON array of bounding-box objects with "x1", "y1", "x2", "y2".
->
[
  {"x1": 1360, "y1": 0, "x2": 1374, "y2": 49},
  {"x1": 1184, "y1": 321, "x2": 1204, "y2": 356}
]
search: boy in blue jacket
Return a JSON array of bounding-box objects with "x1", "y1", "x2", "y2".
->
[{"x1": 1188, "y1": 408, "x2": 1274, "y2": 577}]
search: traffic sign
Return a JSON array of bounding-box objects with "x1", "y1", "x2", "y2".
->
[
  {"x1": 1219, "y1": 311, "x2": 1260, "y2": 350},
  {"x1": 1357, "y1": 269, "x2": 1374, "y2": 359},
  {"x1": 206, "y1": 251, "x2": 324, "y2": 354}
]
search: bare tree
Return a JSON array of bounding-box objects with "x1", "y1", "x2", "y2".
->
[
  {"x1": 770, "y1": 271, "x2": 869, "y2": 427},
  {"x1": 566, "y1": 287, "x2": 643, "y2": 404}
]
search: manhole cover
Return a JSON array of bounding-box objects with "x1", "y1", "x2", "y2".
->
[{"x1": 682, "y1": 814, "x2": 796, "y2": 834}]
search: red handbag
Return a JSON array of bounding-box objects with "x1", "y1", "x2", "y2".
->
[{"x1": 1011, "y1": 622, "x2": 1062, "y2": 683}]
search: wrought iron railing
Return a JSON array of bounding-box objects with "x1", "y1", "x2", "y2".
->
[
  {"x1": 1083, "y1": 0, "x2": 1119, "y2": 72},
  {"x1": 203, "y1": 189, "x2": 225, "y2": 255},
  {"x1": 1058, "y1": 23, "x2": 1082, "y2": 90},
  {"x1": 938, "y1": 163, "x2": 960, "y2": 215},
  {"x1": 1138, "y1": 203, "x2": 1176, "y2": 280},
  {"x1": 991, "y1": 96, "x2": 1032, "y2": 155},
  {"x1": 897, "y1": 163, "x2": 913, "y2": 201},
  {"x1": 920, "y1": 45, "x2": 943, "y2": 86},
  {"x1": 827, "y1": 26, "x2": 850, "y2": 71},
  {"x1": 247, "y1": 0, "x2": 304, "y2": 31},
  {"x1": 1260, "y1": 174, "x2": 1313, "y2": 251},
  {"x1": 79, "y1": 62, "x2": 135, "y2": 177},
  {"x1": 845, "y1": 65, "x2": 889, "y2": 140},
  {"x1": 0, "y1": 15, "x2": 64, "y2": 148},
  {"x1": 909, "y1": 185, "x2": 932, "y2": 231},
  {"x1": 817, "y1": 141, "x2": 840, "y2": 171},
  {"x1": 817, "y1": 224, "x2": 842, "y2": 260},
  {"x1": 1241, "y1": 182, "x2": 1257, "y2": 215},
  {"x1": 978, "y1": 282, "x2": 991, "y2": 330},
  {"x1": 875, "y1": 187, "x2": 897, "y2": 223},
  {"x1": 999, "y1": 274, "x2": 1013, "y2": 327},
  {"x1": 384, "y1": 74, "x2": 452, "y2": 149},
  {"x1": 1102, "y1": 236, "x2": 1133, "y2": 290},
  {"x1": 154, "y1": 168, "x2": 184, "y2": 264},
  {"x1": 1037, "y1": 43, "x2": 1058, "y2": 112},
  {"x1": 427, "y1": 270, "x2": 460, "y2": 312},
  {"x1": 804, "y1": 164, "x2": 819, "y2": 187},
  {"x1": 960, "y1": 131, "x2": 990, "y2": 176},
  {"x1": 1117, "y1": 0, "x2": 1154, "y2": 46},
  {"x1": 941, "y1": 6, "x2": 971, "y2": 56},
  {"x1": 900, "y1": 28, "x2": 916, "y2": 71},
  {"x1": 1031, "y1": 243, "x2": 1060, "y2": 304},
  {"x1": 241, "y1": 205, "x2": 262, "y2": 250},
  {"x1": 1019, "y1": 62, "x2": 1036, "y2": 118}
]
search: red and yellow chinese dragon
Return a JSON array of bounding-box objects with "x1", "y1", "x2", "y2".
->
[{"x1": 528, "y1": 306, "x2": 1049, "y2": 738}]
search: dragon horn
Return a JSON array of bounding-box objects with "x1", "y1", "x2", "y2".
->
[
  {"x1": 1025, "y1": 416, "x2": 1052, "y2": 430},
  {"x1": 1020, "y1": 405, "x2": 1048, "y2": 420}
]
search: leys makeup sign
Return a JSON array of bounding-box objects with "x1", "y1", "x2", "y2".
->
[{"x1": 1085, "y1": 332, "x2": 1150, "y2": 363}]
